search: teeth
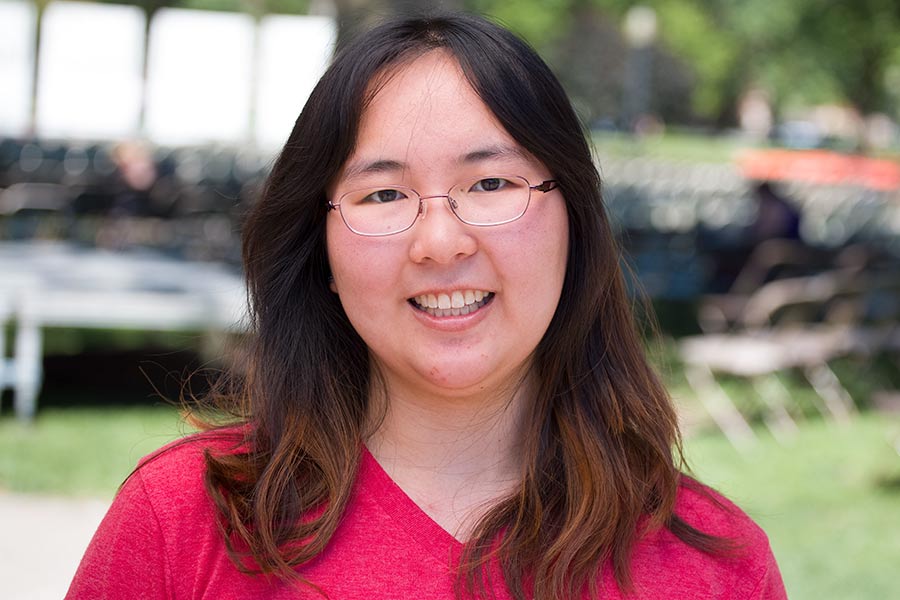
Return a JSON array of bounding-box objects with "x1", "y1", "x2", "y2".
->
[{"x1": 410, "y1": 289, "x2": 493, "y2": 318}]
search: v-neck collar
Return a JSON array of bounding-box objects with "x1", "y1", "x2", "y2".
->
[{"x1": 358, "y1": 445, "x2": 465, "y2": 566}]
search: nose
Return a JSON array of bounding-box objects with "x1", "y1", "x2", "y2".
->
[{"x1": 408, "y1": 194, "x2": 478, "y2": 264}]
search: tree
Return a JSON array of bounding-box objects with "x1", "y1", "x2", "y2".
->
[
  {"x1": 88, "y1": 0, "x2": 900, "y2": 125},
  {"x1": 655, "y1": 0, "x2": 900, "y2": 122}
]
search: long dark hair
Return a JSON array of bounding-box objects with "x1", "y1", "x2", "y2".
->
[{"x1": 199, "y1": 12, "x2": 726, "y2": 600}]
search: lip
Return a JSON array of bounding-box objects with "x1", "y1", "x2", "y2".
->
[{"x1": 407, "y1": 291, "x2": 495, "y2": 331}]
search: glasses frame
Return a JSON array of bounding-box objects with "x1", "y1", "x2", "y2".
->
[{"x1": 327, "y1": 176, "x2": 560, "y2": 237}]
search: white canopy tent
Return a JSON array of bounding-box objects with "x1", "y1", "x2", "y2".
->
[
  {"x1": 254, "y1": 14, "x2": 336, "y2": 150},
  {"x1": 0, "y1": 0, "x2": 37, "y2": 137},
  {"x1": 35, "y1": 1, "x2": 145, "y2": 140},
  {"x1": 144, "y1": 8, "x2": 256, "y2": 146}
]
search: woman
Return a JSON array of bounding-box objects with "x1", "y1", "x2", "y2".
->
[{"x1": 67, "y1": 13, "x2": 785, "y2": 600}]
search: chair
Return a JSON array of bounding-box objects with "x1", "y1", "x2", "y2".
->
[{"x1": 680, "y1": 263, "x2": 900, "y2": 450}]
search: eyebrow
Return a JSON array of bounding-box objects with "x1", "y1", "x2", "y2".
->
[
  {"x1": 341, "y1": 159, "x2": 406, "y2": 182},
  {"x1": 460, "y1": 144, "x2": 528, "y2": 164},
  {"x1": 341, "y1": 144, "x2": 529, "y2": 183}
]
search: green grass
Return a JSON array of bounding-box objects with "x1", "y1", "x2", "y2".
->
[
  {"x1": 683, "y1": 415, "x2": 900, "y2": 600},
  {"x1": 591, "y1": 130, "x2": 900, "y2": 164},
  {"x1": 1, "y1": 406, "x2": 898, "y2": 599},
  {"x1": 592, "y1": 130, "x2": 758, "y2": 163},
  {"x1": 0, "y1": 405, "x2": 188, "y2": 497}
]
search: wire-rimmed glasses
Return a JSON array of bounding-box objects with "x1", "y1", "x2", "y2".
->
[{"x1": 327, "y1": 175, "x2": 559, "y2": 237}]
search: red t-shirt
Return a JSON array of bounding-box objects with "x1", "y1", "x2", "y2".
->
[{"x1": 66, "y1": 435, "x2": 786, "y2": 599}]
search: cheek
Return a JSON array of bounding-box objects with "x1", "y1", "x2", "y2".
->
[
  {"x1": 535, "y1": 198, "x2": 570, "y2": 270},
  {"x1": 327, "y1": 222, "x2": 367, "y2": 299},
  {"x1": 327, "y1": 220, "x2": 364, "y2": 283},
  {"x1": 492, "y1": 201, "x2": 569, "y2": 284},
  {"x1": 326, "y1": 224, "x2": 403, "y2": 304}
]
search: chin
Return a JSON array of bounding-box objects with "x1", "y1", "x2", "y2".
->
[{"x1": 416, "y1": 359, "x2": 530, "y2": 397}]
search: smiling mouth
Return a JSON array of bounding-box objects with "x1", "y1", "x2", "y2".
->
[{"x1": 409, "y1": 289, "x2": 494, "y2": 317}]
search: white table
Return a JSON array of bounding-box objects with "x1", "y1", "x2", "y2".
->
[{"x1": 0, "y1": 241, "x2": 246, "y2": 420}]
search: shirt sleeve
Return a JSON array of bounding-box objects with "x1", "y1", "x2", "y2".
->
[
  {"x1": 65, "y1": 471, "x2": 171, "y2": 600},
  {"x1": 747, "y1": 544, "x2": 788, "y2": 600}
]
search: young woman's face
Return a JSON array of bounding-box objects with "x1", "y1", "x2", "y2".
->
[{"x1": 326, "y1": 51, "x2": 569, "y2": 400}]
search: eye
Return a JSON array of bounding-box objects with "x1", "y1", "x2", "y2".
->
[
  {"x1": 469, "y1": 177, "x2": 508, "y2": 193},
  {"x1": 362, "y1": 188, "x2": 408, "y2": 203}
]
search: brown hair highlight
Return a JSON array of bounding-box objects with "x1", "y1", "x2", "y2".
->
[{"x1": 186, "y1": 13, "x2": 733, "y2": 600}]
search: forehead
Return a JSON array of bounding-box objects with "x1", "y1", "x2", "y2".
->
[
  {"x1": 330, "y1": 51, "x2": 551, "y2": 195},
  {"x1": 364, "y1": 50, "x2": 485, "y2": 115},
  {"x1": 349, "y1": 51, "x2": 521, "y2": 165}
]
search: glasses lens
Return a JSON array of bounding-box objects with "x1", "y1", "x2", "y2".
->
[
  {"x1": 451, "y1": 176, "x2": 530, "y2": 225},
  {"x1": 338, "y1": 186, "x2": 420, "y2": 235}
]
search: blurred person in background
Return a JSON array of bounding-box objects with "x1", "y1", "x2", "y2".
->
[
  {"x1": 110, "y1": 139, "x2": 157, "y2": 217},
  {"x1": 750, "y1": 181, "x2": 801, "y2": 244},
  {"x1": 702, "y1": 180, "x2": 805, "y2": 294},
  {"x1": 66, "y1": 13, "x2": 785, "y2": 600}
]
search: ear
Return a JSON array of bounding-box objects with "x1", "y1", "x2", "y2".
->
[{"x1": 328, "y1": 274, "x2": 337, "y2": 293}]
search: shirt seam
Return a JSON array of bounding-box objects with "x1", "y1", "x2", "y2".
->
[
  {"x1": 136, "y1": 470, "x2": 177, "y2": 600},
  {"x1": 744, "y1": 561, "x2": 770, "y2": 599}
]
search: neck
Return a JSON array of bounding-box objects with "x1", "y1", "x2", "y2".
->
[{"x1": 364, "y1": 371, "x2": 533, "y2": 540}]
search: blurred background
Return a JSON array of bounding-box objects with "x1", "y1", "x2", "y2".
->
[{"x1": 1, "y1": 0, "x2": 899, "y2": 598}]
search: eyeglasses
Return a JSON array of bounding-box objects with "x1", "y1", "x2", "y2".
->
[{"x1": 327, "y1": 175, "x2": 559, "y2": 237}]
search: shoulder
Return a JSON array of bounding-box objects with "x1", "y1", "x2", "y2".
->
[
  {"x1": 127, "y1": 428, "x2": 246, "y2": 525},
  {"x1": 115, "y1": 427, "x2": 247, "y2": 526},
  {"x1": 626, "y1": 478, "x2": 786, "y2": 599},
  {"x1": 673, "y1": 477, "x2": 770, "y2": 545},
  {"x1": 67, "y1": 429, "x2": 247, "y2": 599},
  {"x1": 136, "y1": 428, "x2": 244, "y2": 489}
]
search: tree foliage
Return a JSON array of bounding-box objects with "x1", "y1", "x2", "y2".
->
[
  {"x1": 87, "y1": 0, "x2": 900, "y2": 125},
  {"x1": 467, "y1": 0, "x2": 900, "y2": 125},
  {"x1": 648, "y1": 0, "x2": 900, "y2": 121}
]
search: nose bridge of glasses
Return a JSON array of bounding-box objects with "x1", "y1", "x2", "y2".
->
[{"x1": 417, "y1": 193, "x2": 459, "y2": 215}]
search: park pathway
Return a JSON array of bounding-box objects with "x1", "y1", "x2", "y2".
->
[{"x1": 0, "y1": 491, "x2": 109, "y2": 600}]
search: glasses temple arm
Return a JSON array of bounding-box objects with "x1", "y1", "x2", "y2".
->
[{"x1": 532, "y1": 180, "x2": 559, "y2": 193}]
